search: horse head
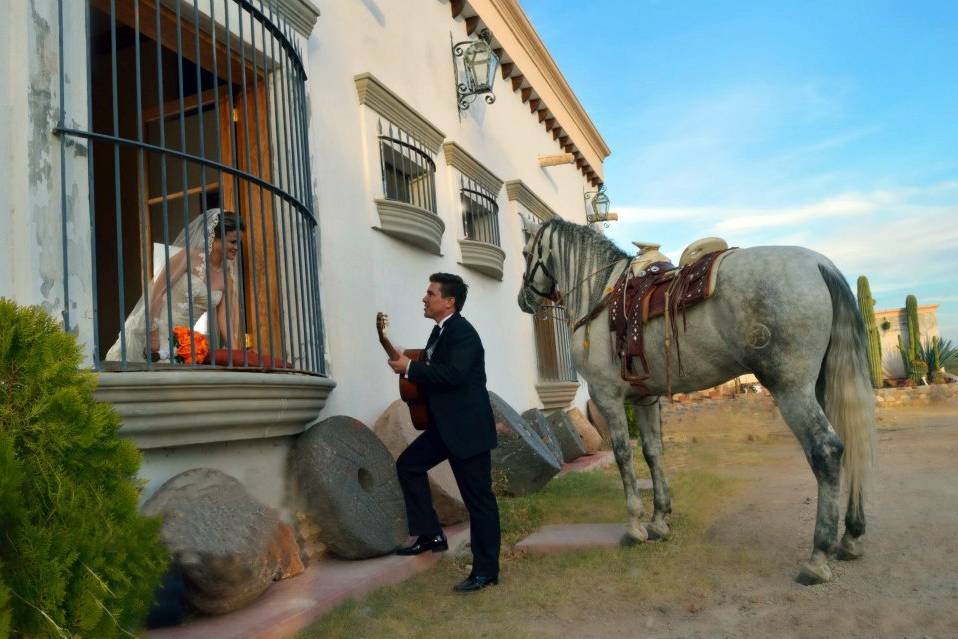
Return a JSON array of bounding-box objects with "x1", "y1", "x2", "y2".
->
[{"x1": 517, "y1": 217, "x2": 559, "y2": 314}]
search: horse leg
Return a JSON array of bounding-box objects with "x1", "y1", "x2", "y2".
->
[
  {"x1": 632, "y1": 398, "x2": 671, "y2": 539},
  {"x1": 774, "y1": 389, "x2": 844, "y2": 585},
  {"x1": 590, "y1": 388, "x2": 648, "y2": 545}
]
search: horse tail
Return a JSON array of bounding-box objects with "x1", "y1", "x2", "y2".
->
[{"x1": 817, "y1": 263, "x2": 877, "y2": 514}]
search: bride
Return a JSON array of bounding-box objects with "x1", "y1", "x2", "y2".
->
[{"x1": 105, "y1": 208, "x2": 244, "y2": 363}]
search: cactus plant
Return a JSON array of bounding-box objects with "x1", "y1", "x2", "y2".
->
[
  {"x1": 905, "y1": 294, "x2": 920, "y2": 362},
  {"x1": 856, "y1": 276, "x2": 883, "y2": 388}
]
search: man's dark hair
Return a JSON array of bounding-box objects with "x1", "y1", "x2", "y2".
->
[{"x1": 430, "y1": 273, "x2": 468, "y2": 312}]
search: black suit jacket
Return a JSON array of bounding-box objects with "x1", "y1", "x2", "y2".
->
[{"x1": 407, "y1": 313, "x2": 496, "y2": 459}]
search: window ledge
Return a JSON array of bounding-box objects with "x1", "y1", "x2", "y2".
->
[
  {"x1": 374, "y1": 198, "x2": 445, "y2": 255},
  {"x1": 95, "y1": 370, "x2": 336, "y2": 449},
  {"x1": 535, "y1": 380, "x2": 580, "y2": 411},
  {"x1": 458, "y1": 239, "x2": 505, "y2": 280}
]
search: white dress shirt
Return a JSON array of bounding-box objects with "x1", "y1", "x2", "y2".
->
[{"x1": 406, "y1": 311, "x2": 454, "y2": 375}]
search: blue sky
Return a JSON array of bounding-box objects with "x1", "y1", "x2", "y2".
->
[{"x1": 521, "y1": 0, "x2": 958, "y2": 339}]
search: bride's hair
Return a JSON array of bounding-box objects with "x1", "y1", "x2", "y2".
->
[{"x1": 212, "y1": 211, "x2": 245, "y2": 237}]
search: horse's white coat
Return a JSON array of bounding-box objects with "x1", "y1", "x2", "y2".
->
[{"x1": 519, "y1": 219, "x2": 876, "y2": 584}]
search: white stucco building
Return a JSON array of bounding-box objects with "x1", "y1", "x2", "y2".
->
[{"x1": 0, "y1": 0, "x2": 611, "y2": 511}]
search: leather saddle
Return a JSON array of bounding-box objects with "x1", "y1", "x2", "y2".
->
[{"x1": 607, "y1": 240, "x2": 734, "y2": 393}]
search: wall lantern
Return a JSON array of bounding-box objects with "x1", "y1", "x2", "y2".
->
[
  {"x1": 585, "y1": 184, "x2": 615, "y2": 226},
  {"x1": 452, "y1": 29, "x2": 499, "y2": 111}
]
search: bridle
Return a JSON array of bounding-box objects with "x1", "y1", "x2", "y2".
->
[{"x1": 522, "y1": 223, "x2": 560, "y2": 302}]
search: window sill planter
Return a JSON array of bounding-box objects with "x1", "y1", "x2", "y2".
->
[
  {"x1": 95, "y1": 370, "x2": 336, "y2": 449},
  {"x1": 374, "y1": 198, "x2": 445, "y2": 255},
  {"x1": 535, "y1": 380, "x2": 580, "y2": 411},
  {"x1": 458, "y1": 239, "x2": 505, "y2": 280}
]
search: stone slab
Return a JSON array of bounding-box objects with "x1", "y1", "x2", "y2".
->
[
  {"x1": 515, "y1": 523, "x2": 631, "y2": 553},
  {"x1": 148, "y1": 524, "x2": 470, "y2": 639}
]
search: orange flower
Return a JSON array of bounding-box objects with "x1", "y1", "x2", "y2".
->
[{"x1": 172, "y1": 326, "x2": 210, "y2": 365}]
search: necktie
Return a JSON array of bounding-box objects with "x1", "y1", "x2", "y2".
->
[{"x1": 425, "y1": 325, "x2": 441, "y2": 361}]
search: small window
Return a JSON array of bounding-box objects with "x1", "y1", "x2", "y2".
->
[
  {"x1": 378, "y1": 119, "x2": 437, "y2": 213},
  {"x1": 533, "y1": 304, "x2": 577, "y2": 382},
  {"x1": 459, "y1": 176, "x2": 501, "y2": 246}
]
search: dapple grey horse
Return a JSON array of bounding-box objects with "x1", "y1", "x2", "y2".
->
[{"x1": 518, "y1": 218, "x2": 876, "y2": 584}]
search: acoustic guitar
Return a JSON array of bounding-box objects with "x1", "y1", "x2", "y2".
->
[{"x1": 376, "y1": 312, "x2": 431, "y2": 430}]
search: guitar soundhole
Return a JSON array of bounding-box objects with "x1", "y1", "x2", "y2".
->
[{"x1": 357, "y1": 467, "x2": 374, "y2": 492}]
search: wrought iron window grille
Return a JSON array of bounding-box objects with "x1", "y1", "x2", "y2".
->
[
  {"x1": 533, "y1": 304, "x2": 577, "y2": 383},
  {"x1": 377, "y1": 118, "x2": 438, "y2": 213},
  {"x1": 458, "y1": 175, "x2": 501, "y2": 246},
  {"x1": 53, "y1": 0, "x2": 325, "y2": 375}
]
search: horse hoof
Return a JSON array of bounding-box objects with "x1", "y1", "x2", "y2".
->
[
  {"x1": 795, "y1": 560, "x2": 832, "y2": 585},
  {"x1": 836, "y1": 534, "x2": 863, "y2": 560},
  {"x1": 620, "y1": 524, "x2": 648, "y2": 547},
  {"x1": 645, "y1": 520, "x2": 671, "y2": 541}
]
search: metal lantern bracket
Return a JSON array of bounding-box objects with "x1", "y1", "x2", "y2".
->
[
  {"x1": 452, "y1": 28, "x2": 499, "y2": 112},
  {"x1": 585, "y1": 184, "x2": 613, "y2": 227}
]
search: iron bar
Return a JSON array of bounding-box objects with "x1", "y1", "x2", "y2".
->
[{"x1": 134, "y1": 0, "x2": 153, "y2": 370}]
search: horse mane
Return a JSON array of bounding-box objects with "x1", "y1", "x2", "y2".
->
[{"x1": 543, "y1": 218, "x2": 630, "y2": 322}]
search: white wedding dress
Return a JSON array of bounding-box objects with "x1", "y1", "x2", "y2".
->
[{"x1": 105, "y1": 273, "x2": 222, "y2": 363}]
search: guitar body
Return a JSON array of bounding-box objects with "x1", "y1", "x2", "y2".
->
[
  {"x1": 376, "y1": 312, "x2": 432, "y2": 431},
  {"x1": 400, "y1": 349, "x2": 431, "y2": 431}
]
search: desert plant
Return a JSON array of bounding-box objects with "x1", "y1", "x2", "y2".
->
[
  {"x1": 856, "y1": 276, "x2": 883, "y2": 388},
  {"x1": 0, "y1": 299, "x2": 168, "y2": 638},
  {"x1": 918, "y1": 336, "x2": 958, "y2": 381},
  {"x1": 905, "y1": 295, "x2": 920, "y2": 361}
]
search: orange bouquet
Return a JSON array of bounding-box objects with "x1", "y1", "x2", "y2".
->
[{"x1": 172, "y1": 326, "x2": 210, "y2": 365}]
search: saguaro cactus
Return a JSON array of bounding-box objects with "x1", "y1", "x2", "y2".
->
[
  {"x1": 902, "y1": 295, "x2": 925, "y2": 383},
  {"x1": 856, "y1": 276, "x2": 883, "y2": 388}
]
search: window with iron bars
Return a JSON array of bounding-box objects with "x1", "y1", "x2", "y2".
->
[
  {"x1": 377, "y1": 119, "x2": 438, "y2": 213},
  {"x1": 459, "y1": 175, "x2": 501, "y2": 246},
  {"x1": 55, "y1": 0, "x2": 325, "y2": 374}
]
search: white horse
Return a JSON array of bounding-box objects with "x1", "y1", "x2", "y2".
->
[{"x1": 518, "y1": 218, "x2": 876, "y2": 584}]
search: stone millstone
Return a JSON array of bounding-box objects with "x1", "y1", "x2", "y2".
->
[
  {"x1": 488, "y1": 391, "x2": 561, "y2": 496},
  {"x1": 142, "y1": 468, "x2": 293, "y2": 615},
  {"x1": 586, "y1": 399, "x2": 613, "y2": 447},
  {"x1": 566, "y1": 407, "x2": 604, "y2": 453},
  {"x1": 522, "y1": 408, "x2": 564, "y2": 464},
  {"x1": 374, "y1": 399, "x2": 468, "y2": 525},
  {"x1": 291, "y1": 415, "x2": 406, "y2": 559},
  {"x1": 547, "y1": 409, "x2": 588, "y2": 462}
]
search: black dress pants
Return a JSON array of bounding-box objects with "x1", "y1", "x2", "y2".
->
[{"x1": 396, "y1": 427, "x2": 501, "y2": 578}]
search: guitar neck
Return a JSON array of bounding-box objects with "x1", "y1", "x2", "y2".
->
[{"x1": 378, "y1": 335, "x2": 401, "y2": 361}]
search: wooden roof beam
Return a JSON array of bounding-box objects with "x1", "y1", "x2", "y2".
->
[
  {"x1": 450, "y1": 0, "x2": 466, "y2": 19},
  {"x1": 544, "y1": 118, "x2": 556, "y2": 132},
  {"x1": 520, "y1": 87, "x2": 532, "y2": 102},
  {"x1": 510, "y1": 74, "x2": 524, "y2": 91},
  {"x1": 529, "y1": 98, "x2": 540, "y2": 113},
  {"x1": 501, "y1": 61, "x2": 515, "y2": 80},
  {"x1": 465, "y1": 16, "x2": 480, "y2": 36}
]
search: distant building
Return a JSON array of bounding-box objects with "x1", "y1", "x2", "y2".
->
[{"x1": 874, "y1": 304, "x2": 940, "y2": 379}]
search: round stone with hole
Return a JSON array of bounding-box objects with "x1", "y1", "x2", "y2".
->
[{"x1": 291, "y1": 415, "x2": 407, "y2": 559}]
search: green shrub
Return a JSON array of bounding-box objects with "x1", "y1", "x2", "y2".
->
[{"x1": 0, "y1": 299, "x2": 168, "y2": 638}]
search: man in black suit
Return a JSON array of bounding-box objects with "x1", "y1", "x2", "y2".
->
[{"x1": 386, "y1": 273, "x2": 500, "y2": 592}]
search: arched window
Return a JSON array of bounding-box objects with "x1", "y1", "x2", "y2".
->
[{"x1": 56, "y1": 0, "x2": 324, "y2": 374}]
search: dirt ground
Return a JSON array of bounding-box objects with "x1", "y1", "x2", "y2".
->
[
  {"x1": 570, "y1": 403, "x2": 958, "y2": 639},
  {"x1": 304, "y1": 402, "x2": 957, "y2": 639}
]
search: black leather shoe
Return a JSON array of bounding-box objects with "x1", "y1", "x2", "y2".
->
[
  {"x1": 395, "y1": 533, "x2": 448, "y2": 556},
  {"x1": 453, "y1": 574, "x2": 498, "y2": 592}
]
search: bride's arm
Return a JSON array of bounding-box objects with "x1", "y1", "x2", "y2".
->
[{"x1": 147, "y1": 250, "x2": 189, "y2": 329}]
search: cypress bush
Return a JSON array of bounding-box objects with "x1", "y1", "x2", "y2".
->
[{"x1": 0, "y1": 299, "x2": 168, "y2": 638}]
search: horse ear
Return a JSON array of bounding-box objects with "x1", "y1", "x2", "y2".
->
[{"x1": 522, "y1": 215, "x2": 541, "y2": 238}]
